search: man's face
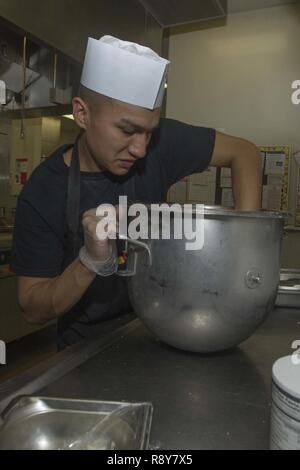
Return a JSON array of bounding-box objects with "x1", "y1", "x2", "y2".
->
[{"x1": 80, "y1": 96, "x2": 161, "y2": 175}]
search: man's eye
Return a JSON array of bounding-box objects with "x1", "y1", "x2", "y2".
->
[{"x1": 122, "y1": 129, "x2": 134, "y2": 135}]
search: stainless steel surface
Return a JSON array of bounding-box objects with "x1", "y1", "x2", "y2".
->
[
  {"x1": 228, "y1": 0, "x2": 300, "y2": 15},
  {"x1": 20, "y1": 36, "x2": 27, "y2": 139},
  {"x1": 126, "y1": 206, "x2": 285, "y2": 352},
  {"x1": 0, "y1": 314, "x2": 136, "y2": 411},
  {"x1": 196, "y1": 206, "x2": 286, "y2": 218},
  {"x1": 275, "y1": 269, "x2": 300, "y2": 308},
  {"x1": 0, "y1": 396, "x2": 152, "y2": 450},
  {"x1": 0, "y1": 22, "x2": 80, "y2": 113},
  {"x1": 0, "y1": 308, "x2": 298, "y2": 450},
  {"x1": 0, "y1": 1, "x2": 162, "y2": 114},
  {"x1": 139, "y1": 0, "x2": 227, "y2": 28},
  {"x1": 0, "y1": 121, "x2": 10, "y2": 196},
  {"x1": 0, "y1": 0, "x2": 163, "y2": 63}
]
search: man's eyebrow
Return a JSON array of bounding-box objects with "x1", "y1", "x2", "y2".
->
[{"x1": 119, "y1": 118, "x2": 159, "y2": 132}]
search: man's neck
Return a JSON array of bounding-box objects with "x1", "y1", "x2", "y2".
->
[{"x1": 63, "y1": 134, "x2": 102, "y2": 172}]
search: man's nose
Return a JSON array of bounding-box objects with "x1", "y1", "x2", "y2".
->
[{"x1": 128, "y1": 134, "x2": 149, "y2": 159}]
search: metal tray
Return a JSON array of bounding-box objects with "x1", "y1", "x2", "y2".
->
[
  {"x1": 275, "y1": 269, "x2": 300, "y2": 308},
  {"x1": 0, "y1": 396, "x2": 153, "y2": 450}
]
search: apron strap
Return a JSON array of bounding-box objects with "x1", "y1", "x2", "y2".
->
[{"x1": 66, "y1": 138, "x2": 81, "y2": 258}]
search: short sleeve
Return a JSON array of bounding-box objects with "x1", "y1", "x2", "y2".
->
[
  {"x1": 155, "y1": 118, "x2": 216, "y2": 187},
  {"x1": 10, "y1": 198, "x2": 64, "y2": 277}
]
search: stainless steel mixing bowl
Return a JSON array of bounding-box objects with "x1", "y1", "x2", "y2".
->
[{"x1": 119, "y1": 205, "x2": 285, "y2": 353}]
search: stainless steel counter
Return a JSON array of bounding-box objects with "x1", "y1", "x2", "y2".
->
[{"x1": 0, "y1": 308, "x2": 299, "y2": 450}]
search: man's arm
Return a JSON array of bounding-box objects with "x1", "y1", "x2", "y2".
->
[
  {"x1": 18, "y1": 259, "x2": 96, "y2": 324},
  {"x1": 210, "y1": 131, "x2": 262, "y2": 211},
  {"x1": 18, "y1": 208, "x2": 116, "y2": 324}
]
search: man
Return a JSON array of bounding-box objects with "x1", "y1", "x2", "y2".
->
[{"x1": 11, "y1": 36, "x2": 262, "y2": 349}]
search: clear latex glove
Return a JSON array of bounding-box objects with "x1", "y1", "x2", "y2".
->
[{"x1": 79, "y1": 205, "x2": 118, "y2": 276}]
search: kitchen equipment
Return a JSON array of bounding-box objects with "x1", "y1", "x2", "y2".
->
[
  {"x1": 0, "y1": 396, "x2": 153, "y2": 450},
  {"x1": 270, "y1": 355, "x2": 300, "y2": 450},
  {"x1": 121, "y1": 205, "x2": 285, "y2": 353},
  {"x1": 275, "y1": 269, "x2": 300, "y2": 308},
  {"x1": 0, "y1": 232, "x2": 13, "y2": 278}
]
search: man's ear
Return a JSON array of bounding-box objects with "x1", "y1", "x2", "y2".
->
[{"x1": 72, "y1": 96, "x2": 89, "y2": 130}]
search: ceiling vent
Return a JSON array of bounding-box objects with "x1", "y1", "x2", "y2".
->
[{"x1": 139, "y1": 0, "x2": 227, "y2": 28}]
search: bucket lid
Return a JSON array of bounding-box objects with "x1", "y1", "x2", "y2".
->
[{"x1": 272, "y1": 355, "x2": 300, "y2": 399}]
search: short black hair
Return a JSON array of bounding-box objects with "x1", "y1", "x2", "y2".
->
[{"x1": 77, "y1": 85, "x2": 112, "y2": 112}]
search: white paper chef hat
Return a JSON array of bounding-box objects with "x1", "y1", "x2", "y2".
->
[{"x1": 80, "y1": 36, "x2": 170, "y2": 110}]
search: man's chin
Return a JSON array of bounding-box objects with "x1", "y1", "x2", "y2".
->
[
  {"x1": 113, "y1": 162, "x2": 135, "y2": 175},
  {"x1": 109, "y1": 166, "x2": 130, "y2": 176}
]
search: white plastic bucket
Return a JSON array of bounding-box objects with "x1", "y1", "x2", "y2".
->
[{"x1": 270, "y1": 355, "x2": 300, "y2": 450}]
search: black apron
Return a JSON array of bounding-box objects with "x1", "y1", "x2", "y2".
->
[{"x1": 57, "y1": 140, "x2": 131, "y2": 349}]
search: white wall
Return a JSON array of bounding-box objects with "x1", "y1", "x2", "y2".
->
[
  {"x1": 167, "y1": 4, "x2": 300, "y2": 144},
  {"x1": 166, "y1": 3, "x2": 300, "y2": 267}
]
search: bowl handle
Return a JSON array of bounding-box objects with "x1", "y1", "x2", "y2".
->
[{"x1": 116, "y1": 235, "x2": 152, "y2": 277}]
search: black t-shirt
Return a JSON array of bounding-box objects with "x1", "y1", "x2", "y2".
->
[{"x1": 11, "y1": 118, "x2": 216, "y2": 347}]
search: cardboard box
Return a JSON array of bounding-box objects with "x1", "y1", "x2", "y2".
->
[
  {"x1": 267, "y1": 175, "x2": 283, "y2": 186},
  {"x1": 264, "y1": 153, "x2": 285, "y2": 176},
  {"x1": 260, "y1": 152, "x2": 266, "y2": 173},
  {"x1": 221, "y1": 188, "x2": 234, "y2": 208},
  {"x1": 259, "y1": 146, "x2": 290, "y2": 212},
  {"x1": 262, "y1": 185, "x2": 282, "y2": 211},
  {"x1": 168, "y1": 181, "x2": 187, "y2": 203},
  {"x1": 221, "y1": 168, "x2": 231, "y2": 178},
  {"x1": 220, "y1": 168, "x2": 231, "y2": 188},
  {"x1": 189, "y1": 167, "x2": 217, "y2": 185},
  {"x1": 188, "y1": 183, "x2": 216, "y2": 204}
]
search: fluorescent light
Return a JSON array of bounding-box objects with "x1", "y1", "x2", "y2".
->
[{"x1": 63, "y1": 114, "x2": 74, "y2": 120}]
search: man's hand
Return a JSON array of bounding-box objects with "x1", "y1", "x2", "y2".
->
[
  {"x1": 82, "y1": 206, "x2": 117, "y2": 263},
  {"x1": 80, "y1": 205, "x2": 118, "y2": 275},
  {"x1": 17, "y1": 207, "x2": 120, "y2": 325}
]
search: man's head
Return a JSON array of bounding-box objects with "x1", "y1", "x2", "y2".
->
[
  {"x1": 72, "y1": 86, "x2": 161, "y2": 175},
  {"x1": 72, "y1": 35, "x2": 169, "y2": 175}
]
